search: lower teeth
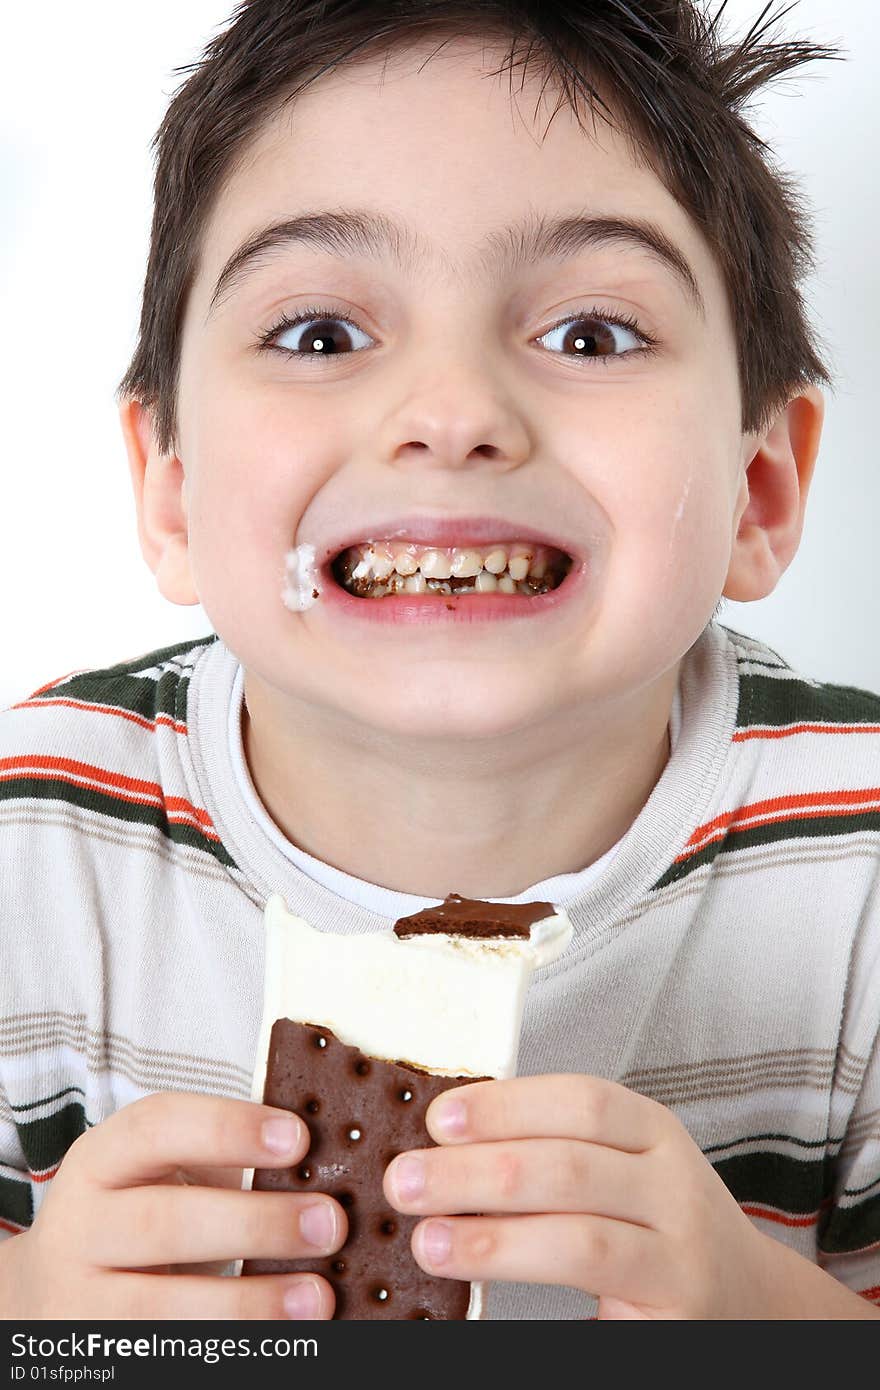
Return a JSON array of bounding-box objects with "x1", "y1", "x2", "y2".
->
[{"x1": 346, "y1": 573, "x2": 560, "y2": 599}]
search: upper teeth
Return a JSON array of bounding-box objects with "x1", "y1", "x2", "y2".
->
[{"x1": 347, "y1": 541, "x2": 554, "y2": 583}]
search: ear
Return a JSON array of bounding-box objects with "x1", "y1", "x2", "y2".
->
[
  {"x1": 723, "y1": 384, "x2": 825, "y2": 603},
  {"x1": 118, "y1": 398, "x2": 200, "y2": 605}
]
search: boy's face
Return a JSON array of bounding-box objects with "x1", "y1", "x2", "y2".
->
[{"x1": 150, "y1": 38, "x2": 760, "y2": 741}]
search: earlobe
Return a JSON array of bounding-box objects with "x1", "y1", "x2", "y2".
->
[
  {"x1": 722, "y1": 385, "x2": 824, "y2": 604},
  {"x1": 117, "y1": 397, "x2": 200, "y2": 606},
  {"x1": 154, "y1": 533, "x2": 200, "y2": 606}
]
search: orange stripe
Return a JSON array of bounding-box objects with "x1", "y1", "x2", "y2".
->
[
  {"x1": 0, "y1": 1218, "x2": 25, "y2": 1234},
  {"x1": 11, "y1": 696, "x2": 187, "y2": 735},
  {"x1": 0, "y1": 774, "x2": 216, "y2": 837},
  {"x1": 3, "y1": 753, "x2": 172, "y2": 797},
  {"x1": 741, "y1": 1204, "x2": 819, "y2": 1228},
  {"x1": 679, "y1": 788, "x2": 880, "y2": 860},
  {"x1": 0, "y1": 771, "x2": 221, "y2": 840},
  {"x1": 681, "y1": 803, "x2": 880, "y2": 863},
  {"x1": 30, "y1": 1165, "x2": 60, "y2": 1185},
  {"x1": 694, "y1": 788, "x2": 880, "y2": 840},
  {"x1": 0, "y1": 759, "x2": 218, "y2": 837},
  {"x1": 734, "y1": 723, "x2": 880, "y2": 742}
]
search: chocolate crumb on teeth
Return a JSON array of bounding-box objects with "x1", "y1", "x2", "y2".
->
[
  {"x1": 394, "y1": 891, "x2": 554, "y2": 939},
  {"x1": 330, "y1": 543, "x2": 571, "y2": 599}
]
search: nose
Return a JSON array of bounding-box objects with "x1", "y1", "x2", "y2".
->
[{"x1": 375, "y1": 359, "x2": 532, "y2": 477}]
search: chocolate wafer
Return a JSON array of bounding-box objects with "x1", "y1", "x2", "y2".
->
[{"x1": 241, "y1": 1019, "x2": 488, "y2": 1318}]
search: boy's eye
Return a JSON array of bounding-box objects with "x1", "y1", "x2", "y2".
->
[
  {"x1": 534, "y1": 311, "x2": 648, "y2": 361},
  {"x1": 257, "y1": 304, "x2": 656, "y2": 365},
  {"x1": 263, "y1": 310, "x2": 373, "y2": 359}
]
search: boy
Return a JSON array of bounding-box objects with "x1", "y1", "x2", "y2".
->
[{"x1": 1, "y1": 0, "x2": 877, "y2": 1320}]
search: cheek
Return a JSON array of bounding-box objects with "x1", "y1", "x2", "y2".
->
[
  {"x1": 657, "y1": 460, "x2": 734, "y2": 588},
  {"x1": 181, "y1": 411, "x2": 329, "y2": 628},
  {"x1": 604, "y1": 454, "x2": 736, "y2": 658}
]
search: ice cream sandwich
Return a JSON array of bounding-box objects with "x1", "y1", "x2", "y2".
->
[{"x1": 238, "y1": 892, "x2": 573, "y2": 1318}]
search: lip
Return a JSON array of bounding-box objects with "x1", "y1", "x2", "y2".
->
[
  {"x1": 315, "y1": 543, "x2": 587, "y2": 628},
  {"x1": 315, "y1": 514, "x2": 583, "y2": 567},
  {"x1": 308, "y1": 514, "x2": 588, "y2": 627}
]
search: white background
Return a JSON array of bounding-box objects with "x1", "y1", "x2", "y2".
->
[{"x1": 0, "y1": 1, "x2": 874, "y2": 706}]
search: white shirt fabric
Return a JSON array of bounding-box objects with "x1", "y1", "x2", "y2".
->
[{"x1": 227, "y1": 663, "x2": 683, "y2": 918}]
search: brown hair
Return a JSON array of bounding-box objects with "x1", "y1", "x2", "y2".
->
[{"x1": 115, "y1": 0, "x2": 842, "y2": 458}]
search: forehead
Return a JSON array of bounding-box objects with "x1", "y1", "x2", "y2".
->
[{"x1": 193, "y1": 36, "x2": 724, "y2": 318}]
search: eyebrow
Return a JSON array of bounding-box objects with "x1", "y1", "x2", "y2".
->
[{"x1": 206, "y1": 207, "x2": 705, "y2": 320}]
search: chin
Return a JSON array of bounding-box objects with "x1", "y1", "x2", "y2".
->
[{"x1": 352, "y1": 685, "x2": 553, "y2": 743}]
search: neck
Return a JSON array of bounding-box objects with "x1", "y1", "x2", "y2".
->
[{"x1": 240, "y1": 668, "x2": 679, "y2": 899}]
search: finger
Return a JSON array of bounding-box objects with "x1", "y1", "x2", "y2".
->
[
  {"x1": 95, "y1": 1185, "x2": 347, "y2": 1268},
  {"x1": 385, "y1": 1138, "x2": 652, "y2": 1225},
  {"x1": 107, "y1": 1270, "x2": 336, "y2": 1321},
  {"x1": 74, "y1": 1093, "x2": 309, "y2": 1187},
  {"x1": 181, "y1": 1165, "x2": 246, "y2": 1190},
  {"x1": 425, "y1": 1075, "x2": 665, "y2": 1151},
  {"x1": 411, "y1": 1213, "x2": 668, "y2": 1306}
]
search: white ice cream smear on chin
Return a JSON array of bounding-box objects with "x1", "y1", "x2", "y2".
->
[{"x1": 282, "y1": 542, "x2": 321, "y2": 611}]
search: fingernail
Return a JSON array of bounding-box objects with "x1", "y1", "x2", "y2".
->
[
  {"x1": 299, "y1": 1202, "x2": 336, "y2": 1248},
  {"x1": 433, "y1": 1097, "x2": 466, "y2": 1137},
  {"x1": 283, "y1": 1278, "x2": 322, "y2": 1319},
  {"x1": 391, "y1": 1155, "x2": 425, "y2": 1201},
  {"x1": 420, "y1": 1220, "x2": 452, "y2": 1267},
  {"x1": 262, "y1": 1115, "x2": 301, "y2": 1154}
]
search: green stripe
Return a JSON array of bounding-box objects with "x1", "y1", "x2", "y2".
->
[
  {"x1": 59, "y1": 635, "x2": 216, "y2": 681},
  {"x1": 738, "y1": 672, "x2": 880, "y2": 731},
  {"x1": 716, "y1": 1150, "x2": 880, "y2": 1254},
  {"x1": 0, "y1": 1172, "x2": 32, "y2": 1227},
  {"x1": 719, "y1": 624, "x2": 880, "y2": 730},
  {"x1": 653, "y1": 806, "x2": 880, "y2": 889},
  {"x1": 713, "y1": 1147, "x2": 829, "y2": 1217},
  {"x1": 819, "y1": 1188, "x2": 880, "y2": 1255},
  {"x1": 15, "y1": 1100, "x2": 87, "y2": 1176},
  {"x1": 712, "y1": 1144, "x2": 880, "y2": 1256},
  {"x1": 28, "y1": 634, "x2": 217, "y2": 724},
  {"x1": 719, "y1": 1150, "x2": 880, "y2": 1253},
  {"x1": 649, "y1": 630, "x2": 880, "y2": 891},
  {"x1": 10, "y1": 1085, "x2": 85, "y2": 1114},
  {"x1": 0, "y1": 775, "x2": 238, "y2": 870},
  {"x1": 703, "y1": 1129, "x2": 833, "y2": 1157}
]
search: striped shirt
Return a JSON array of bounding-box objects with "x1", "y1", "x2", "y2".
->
[{"x1": 1, "y1": 621, "x2": 878, "y2": 1318}]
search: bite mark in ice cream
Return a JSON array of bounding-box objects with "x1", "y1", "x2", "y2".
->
[
  {"x1": 395, "y1": 891, "x2": 551, "y2": 939},
  {"x1": 282, "y1": 542, "x2": 321, "y2": 611},
  {"x1": 252, "y1": 893, "x2": 572, "y2": 1081}
]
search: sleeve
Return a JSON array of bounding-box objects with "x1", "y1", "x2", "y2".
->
[
  {"x1": 0, "y1": 1084, "x2": 34, "y2": 1240},
  {"x1": 816, "y1": 914, "x2": 880, "y2": 1311},
  {"x1": 0, "y1": 701, "x2": 93, "y2": 1242}
]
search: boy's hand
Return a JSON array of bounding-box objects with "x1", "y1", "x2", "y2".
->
[
  {"x1": 0, "y1": 1092, "x2": 346, "y2": 1320},
  {"x1": 382, "y1": 1074, "x2": 858, "y2": 1320}
]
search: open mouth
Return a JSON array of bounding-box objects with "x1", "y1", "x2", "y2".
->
[{"x1": 331, "y1": 541, "x2": 573, "y2": 599}]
